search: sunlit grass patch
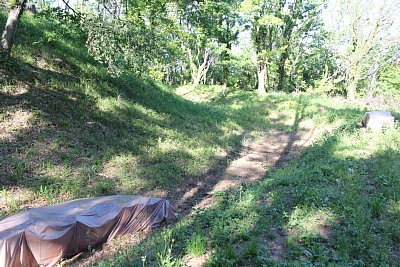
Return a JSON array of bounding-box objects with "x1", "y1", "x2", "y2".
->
[
  {"x1": 287, "y1": 207, "x2": 337, "y2": 242},
  {"x1": 174, "y1": 85, "x2": 225, "y2": 103},
  {"x1": 94, "y1": 103, "x2": 400, "y2": 266},
  {"x1": 0, "y1": 187, "x2": 35, "y2": 217},
  {"x1": 0, "y1": 82, "x2": 29, "y2": 96},
  {"x1": 0, "y1": 109, "x2": 33, "y2": 140},
  {"x1": 186, "y1": 232, "x2": 207, "y2": 257},
  {"x1": 100, "y1": 154, "x2": 143, "y2": 192}
]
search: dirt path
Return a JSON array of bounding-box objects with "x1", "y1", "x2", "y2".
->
[
  {"x1": 71, "y1": 118, "x2": 317, "y2": 266},
  {"x1": 165, "y1": 123, "x2": 315, "y2": 220},
  {"x1": 182, "y1": 120, "x2": 316, "y2": 266}
]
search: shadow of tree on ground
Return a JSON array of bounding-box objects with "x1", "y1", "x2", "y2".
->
[{"x1": 91, "y1": 114, "x2": 400, "y2": 266}]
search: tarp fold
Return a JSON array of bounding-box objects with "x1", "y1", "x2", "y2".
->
[{"x1": 0, "y1": 195, "x2": 175, "y2": 267}]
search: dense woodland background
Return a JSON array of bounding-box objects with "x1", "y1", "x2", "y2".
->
[
  {"x1": 2, "y1": 0, "x2": 399, "y2": 98},
  {"x1": 1, "y1": 0, "x2": 400, "y2": 266}
]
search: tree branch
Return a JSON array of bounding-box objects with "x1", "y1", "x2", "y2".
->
[{"x1": 61, "y1": 0, "x2": 80, "y2": 17}]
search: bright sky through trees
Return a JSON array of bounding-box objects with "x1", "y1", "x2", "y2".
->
[{"x1": 2, "y1": 0, "x2": 399, "y2": 97}]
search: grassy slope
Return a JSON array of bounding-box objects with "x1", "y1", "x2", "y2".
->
[
  {"x1": 97, "y1": 97, "x2": 400, "y2": 266},
  {"x1": 1, "y1": 12, "x2": 400, "y2": 266},
  {"x1": 0, "y1": 13, "x2": 230, "y2": 212},
  {"x1": 0, "y1": 13, "x2": 297, "y2": 215}
]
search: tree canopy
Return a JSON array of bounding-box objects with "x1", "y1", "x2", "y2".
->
[{"x1": 1, "y1": 0, "x2": 399, "y2": 98}]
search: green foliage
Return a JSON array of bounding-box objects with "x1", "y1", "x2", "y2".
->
[
  {"x1": 174, "y1": 0, "x2": 242, "y2": 85},
  {"x1": 186, "y1": 232, "x2": 206, "y2": 257},
  {"x1": 325, "y1": 0, "x2": 400, "y2": 98},
  {"x1": 3, "y1": 0, "x2": 23, "y2": 9},
  {"x1": 258, "y1": 14, "x2": 284, "y2": 26},
  {"x1": 244, "y1": 238, "x2": 258, "y2": 257},
  {"x1": 82, "y1": 3, "x2": 172, "y2": 76},
  {"x1": 205, "y1": 245, "x2": 237, "y2": 267},
  {"x1": 241, "y1": 0, "x2": 327, "y2": 92},
  {"x1": 156, "y1": 231, "x2": 182, "y2": 267},
  {"x1": 377, "y1": 64, "x2": 400, "y2": 98},
  {"x1": 213, "y1": 50, "x2": 257, "y2": 90}
]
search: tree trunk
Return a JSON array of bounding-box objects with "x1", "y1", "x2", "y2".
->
[
  {"x1": 181, "y1": 63, "x2": 187, "y2": 84},
  {"x1": 265, "y1": 60, "x2": 270, "y2": 91},
  {"x1": 193, "y1": 72, "x2": 201, "y2": 86},
  {"x1": 367, "y1": 69, "x2": 377, "y2": 99},
  {"x1": 1, "y1": 0, "x2": 27, "y2": 58},
  {"x1": 277, "y1": 51, "x2": 288, "y2": 92},
  {"x1": 192, "y1": 48, "x2": 211, "y2": 86},
  {"x1": 347, "y1": 75, "x2": 357, "y2": 100},
  {"x1": 367, "y1": 54, "x2": 381, "y2": 99},
  {"x1": 222, "y1": 83, "x2": 227, "y2": 97},
  {"x1": 257, "y1": 60, "x2": 267, "y2": 94}
]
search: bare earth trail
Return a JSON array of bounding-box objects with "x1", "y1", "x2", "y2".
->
[
  {"x1": 169, "y1": 121, "x2": 315, "y2": 215},
  {"x1": 73, "y1": 119, "x2": 317, "y2": 266},
  {"x1": 181, "y1": 120, "x2": 316, "y2": 267}
]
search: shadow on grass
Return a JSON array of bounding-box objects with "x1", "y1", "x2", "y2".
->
[
  {"x1": 275, "y1": 95, "x2": 305, "y2": 167},
  {"x1": 4, "y1": 10, "x2": 399, "y2": 266},
  {"x1": 96, "y1": 120, "x2": 400, "y2": 266},
  {"x1": 0, "y1": 59, "x2": 225, "y2": 188},
  {"x1": 1, "y1": 12, "x2": 308, "y2": 210},
  {"x1": 1, "y1": 43, "x2": 291, "y2": 217}
]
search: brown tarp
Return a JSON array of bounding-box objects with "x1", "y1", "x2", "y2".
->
[{"x1": 0, "y1": 195, "x2": 176, "y2": 267}]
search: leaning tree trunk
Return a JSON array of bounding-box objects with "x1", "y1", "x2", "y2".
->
[
  {"x1": 367, "y1": 53, "x2": 381, "y2": 99},
  {"x1": 1, "y1": 0, "x2": 27, "y2": 58}
]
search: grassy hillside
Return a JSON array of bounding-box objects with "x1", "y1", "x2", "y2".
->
[
  {"x1": 0, "y1": 12, "x2": 312, "y2": 217},
  {"x1": 95, "y1": 104, "x2": 400, "y2": 266},
  {"x1": 0, "y1": 12, "x2": 241, "y2": 215},
  {"x1": 1, "y1": 12, "x2": 400, "y2": 266}
]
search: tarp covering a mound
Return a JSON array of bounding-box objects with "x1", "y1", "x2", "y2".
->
[
  {"x1": 362, "y1": 111, "x2": 394, "y2": 131},
  {"x1": 0, "y1": 195, "x2": 176, "y2": 267}
]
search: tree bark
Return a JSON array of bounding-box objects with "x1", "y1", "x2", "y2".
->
[
  {"x1": 277, "y1": 51, "x2": 288, "y2": 92},
  {"x1": 257, "y1": 59, "x2": 267, "y2": 94},
  {"x1": 367, "y1": 54, "x2": 381, "y2": 99},
  {"x1": 192, "y1": 47, "x2": 211, "y2": 86},
  {"x1": 347, "y1": 74, "x2": 357, "y2": 100},
  {"x1": 193, "y1": 69, "x2": 201, "y2": 86},
  {"x1": 1, "y1": 0, "x2": 27, "y2": 58},
  {"x1": 222, "y1": 83, "x2": 227, "y2": 97}
]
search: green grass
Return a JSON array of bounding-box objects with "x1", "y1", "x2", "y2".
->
[
  {"x1": 94, "y1": 107, "x2": 400, "y2": 266},
  {"x1": 0, "y1": 13, "x2": 236, "y2": 211},
  {"x1": 2, "y1": 10, "x2": 400, "y2": 267},
  {"x1": 0, "y1": 12, "x2": 306, "y2": 216},
  {"x1": 186, "y1": 232, "x2": 207, "y2": 257}
]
